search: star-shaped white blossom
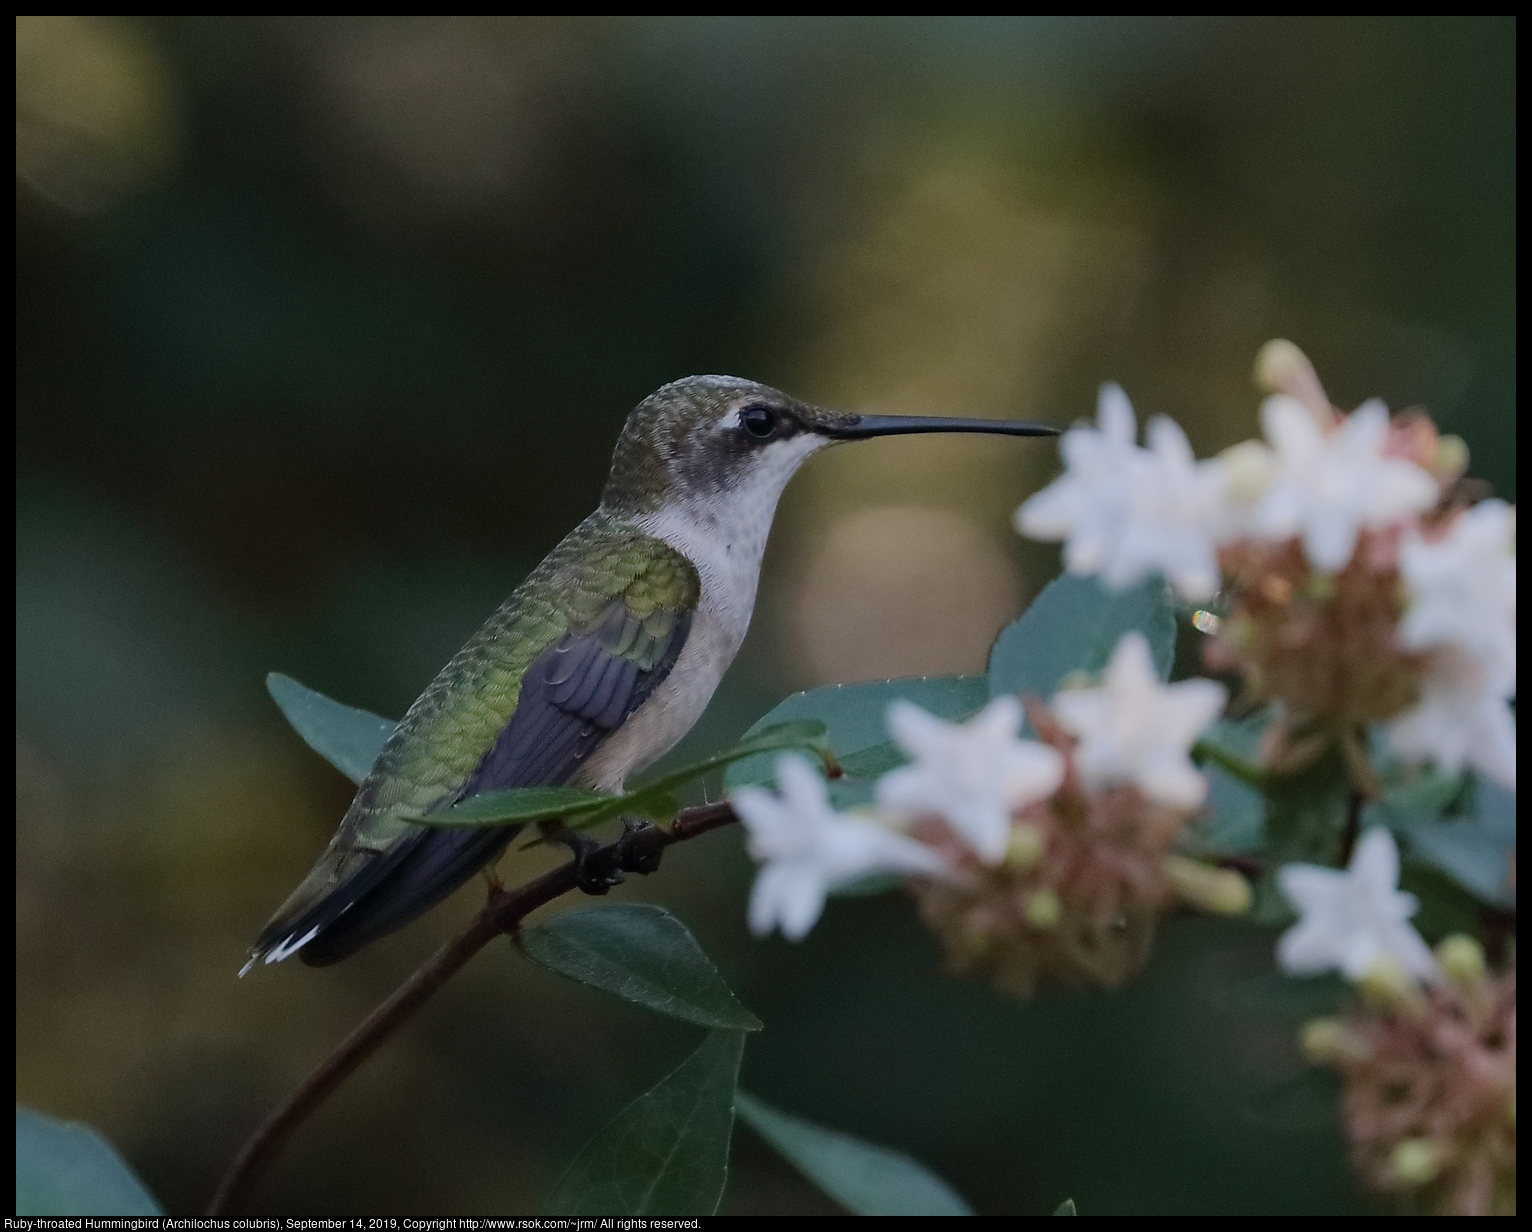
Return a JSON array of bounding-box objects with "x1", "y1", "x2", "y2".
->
[
  {"x1": 1252, "y1": 396, "x2": 1439, "y2": 573},
  {"x1": 1276, "y1": 827, "x2": 1438, "y2": 983},
  {"x1": 1015, "y1": 384, "x2": 1224, "y2": 600},
  {"x1": 876, "y1": 695, "x2": 1064, "y2": 864},
  {"x1": 1050, "y1": 632, "x2": 1227, "y2": 809},
  {"x1": 1398, "y1": 499, "x2": 1516, "y2": 683},
  {"x1": 732, "y1": 754, "x2": 950, "y2": 941},
  {"x1": 1386, "y1": 646, "x2": 1516, "y2": 791}
]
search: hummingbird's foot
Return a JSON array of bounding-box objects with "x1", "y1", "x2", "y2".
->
[
  {"x1": 564, "y1": 832, "x2": 626, "y2": 896},
  {"x1": 480, "y1": 864, "x2": 506, "y2": 899},
  {"x1": 613, "y1": 816, "x2": 664, "y2": 876}
]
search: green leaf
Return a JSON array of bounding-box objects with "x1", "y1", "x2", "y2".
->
[
  {"x1": 413, "y1": 786, "x2": 615, "y2": 827},
  {"x1": 1469, "y1": 776, "x2": 1516, "y2": 843},
  {"x1": 725, "y1": 676, "x2": 988, "y2": 808},
  {"x1": 1368, "y1": 727, "x2": 1472, "y2": 816},
  {"x1": 1192, "y1": 714, "x2": 1271, "y2": 790},
  {"x1": 266, "y1": 672, "x2": 396, "y2": 785},
  {"x1": 620, "y1": 790, "x2": 684, "y2": 824},
  {"x1": 410, "y1": 721, "x2": 826, "y2": 830},
  {"x1": 16, "y1": 1105, "x2": 163, "y2": 1216},
  {"x1": 1054, "y1": 1198, "x2": 1079, "y2": 1215},
  {"x1": 1186, "y1": 714, "x2": 1270, "y2": 854},
  {"x1": 1192, "y1": 765, "x2": 1266, "y2": 853},
  {"x1": 544, "y1": 1030, "x2": 745, "y2": 1216},
  {"x1": 1401, "y1": 818, "x2": 1516, "y2": 909},
  {"x1": 987, "y1": 571, "x2": 1177, "y2": 706},
  {"x1": 1243, "y1": 1068, "x2": 1340, "y2": 1131},
  {"x1": 734, "y1": 1091, "x2": 972, "y2": 1216},
  {"x1": 518, "y1": 905, "x2": 762, "y2": 1031},
  {"x1": 594, "y1": 721, "x2": 825, "y2": 820},
  {"x1": 1261, "y1": 744, "x2": 1352, "y2": 867},
  {"x1": 1367, "y1": 773, "x2": 1516, "y2": 909}
]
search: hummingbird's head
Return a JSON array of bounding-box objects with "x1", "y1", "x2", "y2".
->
[{"x1": 600, "y1": 374, "x2": 1059, "y2": 520}]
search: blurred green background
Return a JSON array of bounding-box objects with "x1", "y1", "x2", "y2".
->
[{"x1": 16, "y1": 16, "x2": 1514, "y2": 1216}]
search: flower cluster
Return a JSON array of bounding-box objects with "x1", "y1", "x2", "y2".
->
[
  {"x1": 1274, "y1": 817, "x2": 1516, "y2": 1213},
  {"x1": 1015, "y1": 340, "x2": 1516, "y2": 790},
  {"x1": 732, "y1": 633, "x2": 1244, "y2": 994},
  {"x1": 727, "y1": 338, "x2": 1513, "y2": 1209},
  {"x1": 1301, "y1": 935, "x2": 1516, "y2": 1216}
]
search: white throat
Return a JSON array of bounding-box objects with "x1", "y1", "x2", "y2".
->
[
  {"x1": 578, "y1": 434, "x2": 825, "y2": 793},
  {"x1": 637, "y1": 433, "x2": 826, "y2": 626}
]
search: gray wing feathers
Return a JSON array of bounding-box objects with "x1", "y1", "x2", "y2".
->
[{"x1": 281, "y1": 600, "x2": 692, "y2": 966}]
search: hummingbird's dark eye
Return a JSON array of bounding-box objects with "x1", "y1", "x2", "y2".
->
[{"x1": 739, "y1": 403, "x2": 778, "y2": 439}]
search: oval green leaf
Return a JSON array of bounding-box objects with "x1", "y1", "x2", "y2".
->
[
  {"x1": 725, "y1": 676, "x2": 989, "y2": 808},
  {"x1": 16, "y1": 1105, "x2": 163, "y2": 1216},
  {"x1": 734, "y1": 1090, "x2": 972, "y2": 1216},
  {"x1": 266, "y1": 672, "x2": 396, "y2": 785},
  {"x1": 415, "y1": 786, "x2": 614, "y2": 827},
  {"x1": 1191, "y1": 766, "x2": 1266, "y2": 854},
  {"x1": 518, "y1": 905, "x2": 762, "y2": 1031},
  {"x1": 617, "y1": 720, "x2": 830, "y2": 809},
  {"x1": 987, "y1": 572, "x2": 1177, "y2": 706},
  {"x1": 544, "y1": 1030, "x2": 745, "y2": 1216},
  {"x1": 1367, "y1": 773, "x2": 1516, "y2": 909},
  {"x1": 1401, "y1": 817, "x2": 1517, "y2": 909},
  {"x1": 410, "y1": 722, "x2": 827, "y2": 832}
]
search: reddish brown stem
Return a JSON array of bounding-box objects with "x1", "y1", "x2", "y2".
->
[{"x1": 206, "y1": 802, "x2": 738, "y2": 1216}]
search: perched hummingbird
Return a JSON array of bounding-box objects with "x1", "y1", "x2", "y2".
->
[{"x1": 249, "y1": 377, "x2": 1056, "y2": 969}]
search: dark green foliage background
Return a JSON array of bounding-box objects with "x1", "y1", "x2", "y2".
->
[{"x1": 17, "y1": 16, "x2": 1512, "y2": 1216}]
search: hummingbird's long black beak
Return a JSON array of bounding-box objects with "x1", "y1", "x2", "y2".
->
[{"x1": 822, "y1": 413, "x2": 1061, "y2": 440}]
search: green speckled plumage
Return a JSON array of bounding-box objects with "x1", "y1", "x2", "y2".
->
[{"x1": 265, "y1": 508, "x2": 699, "y2": 927}]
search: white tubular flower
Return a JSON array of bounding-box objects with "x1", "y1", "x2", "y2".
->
[
  {"x1": 1276, "y1": 828, "x2": 1438, "y2": 984},
  {"x1": 1015, "y1": 384, "x2": 1223, "y2": 601},
  {"x1": 732, "y1": 754, "x2": 950, "y2": 941},
  {"x1": 1252, "y1": 396, "x2": 1439, "y2": 573},
  {"x1": 1386, "y1": 647, "x2": 1517, "y2": 791},
  {"x1": 1051, "y1": 632, "x2": 1227, "y2": 810},
  {"x1": 1399, "y1": 499, "x2": 1516, "y2": 681},
  {"x1": 876, "y1": 695, "x2": 1064, "y2": 864}
]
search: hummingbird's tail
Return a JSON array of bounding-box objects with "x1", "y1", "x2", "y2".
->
[{"x1": 247, "y1": 824, "x2": 521, "y2": 969}]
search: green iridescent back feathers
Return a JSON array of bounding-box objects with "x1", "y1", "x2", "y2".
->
[{"x1": 266, "y1": 509, "x2": 699, "y2": 919}]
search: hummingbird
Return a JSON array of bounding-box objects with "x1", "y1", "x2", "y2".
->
[{"x1": 248, "y1": 376, "x2": 1057, "y2": 969}]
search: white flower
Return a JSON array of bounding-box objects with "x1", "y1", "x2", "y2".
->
[
  {"x1": 1015, "y1": 383, "x2": 1224, "y2": 600},
  {"x1": 876, "y1": 695, "x2": 1064, "y2": 864},
  {"x1": 732, "y1": 754, "x2": 950, "y2": 941},
  {"x1": 1050, "y1": 632, "x2": 1227, "y2": 809},
  {"x1": 1276, "y1": 827, "x2": 1438, "y2": 984},
  {"x1": 1386, "y1": 646, "x2": 1516, "y2": 791},
  {"x1": 1252, "y1": 396, "x2": 1438, "y2": 573},
  {"x1": 1398, "y1": 499, "x2": 1516, "y2": 683}
]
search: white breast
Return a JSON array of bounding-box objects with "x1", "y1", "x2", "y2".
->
[{"x1": 576, "y1": 434, "x2": 824, "y2": 792}]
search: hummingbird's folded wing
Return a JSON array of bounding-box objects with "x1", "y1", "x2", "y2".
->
[
  {"x1": 455, "y1": 601, "x2": 690, "y2": 798},
  {"x1": 251, "y1": 529, "x2": 701, "y2": 968},
  {"x1": 285, "y1": 602, "x2": 694, "y2": 966}
]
